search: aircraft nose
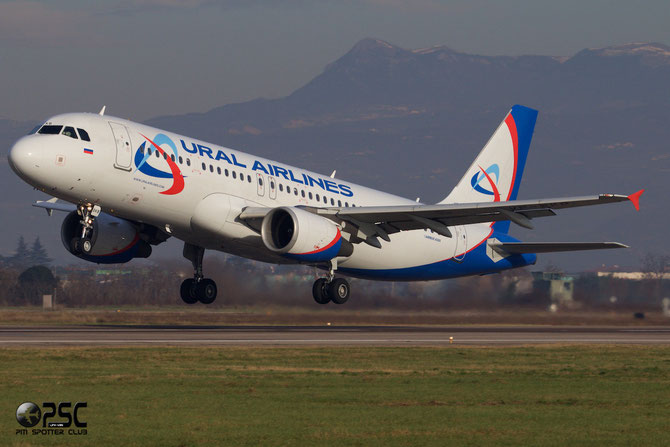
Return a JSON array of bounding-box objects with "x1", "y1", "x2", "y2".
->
[{"x1": 8, "y1": 136, "x2": 42, "y2": 181}]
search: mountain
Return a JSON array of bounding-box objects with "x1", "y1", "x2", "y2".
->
[{"x1": 3, "y1": 39, "x2": 668, "y2": 269}]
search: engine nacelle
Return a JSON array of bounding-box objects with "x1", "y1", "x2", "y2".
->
[
  {"x1": 61, "y1": 211, "x2": 152, "y2": 264},
  {"x1": 261, "y1": 207, "x2": 353, "y2": 262}
]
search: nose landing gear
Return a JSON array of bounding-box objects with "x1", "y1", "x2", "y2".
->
[
  {"x1": 70, "y1": 204, "x2": 100, "y2": 255},
  {"x1": 180, "y1": 243, "x2": 218, "y2": 305}
]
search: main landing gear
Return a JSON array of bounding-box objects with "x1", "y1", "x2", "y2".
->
[
  {"x1": 70, "y1": 204, "x2": 101, "y2": 255},
  {"x1": 312, "y1": 261, "x2": 351, "y2": 305},
  {"x1": 180, "y1": 244, "x2": 218, "y2": 305}
]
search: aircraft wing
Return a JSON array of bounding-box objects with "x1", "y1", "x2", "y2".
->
[
  {"x1": 314, "y1": 192, "x2": 641, "y2": 245},
  {"x1": 240, "y1": 190, "x2": 642, "y2": 248},
  {"x1": 33, "y1": 197, "x2": 77, "y2": 216}
]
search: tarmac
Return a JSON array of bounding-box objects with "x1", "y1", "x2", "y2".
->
[{"x1": 1, "y1": 325, "x2": 669, "y2": 346}]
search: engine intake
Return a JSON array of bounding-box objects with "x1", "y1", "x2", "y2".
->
[
  {"x1": 61, "y1": 211, "x2": 152, "y2": 264},
  {"x1": 261, "y1": 207, "x2": 352, "y2": 262}
]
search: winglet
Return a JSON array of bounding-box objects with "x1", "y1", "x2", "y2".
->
[{"x1": 627, "y1": 189, "x2": 644, "y2": 211}]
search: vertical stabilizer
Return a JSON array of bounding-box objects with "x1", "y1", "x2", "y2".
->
[{"x1": 439, "y1": 105, "x2": 538, "y2": 233}]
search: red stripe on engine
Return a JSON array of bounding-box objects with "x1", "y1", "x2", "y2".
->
[{"x1": 297, "y1": 228, "x2": 341, "y2": 255}]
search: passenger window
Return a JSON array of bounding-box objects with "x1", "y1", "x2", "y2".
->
[
  {"x1": 338, "y1": 200, "x2": 342, "y2": 207},
  {"x1": 323, "y1": 196, "x2": 327, "y2": 204},
  {"x1": 330, "y1": 198, "x2": 335, "y2": 205},
  {"x1": 247, "y1": 175, "x2": 251, "y2": 183},
  {"x1": 187, "y1": 158, "x2": 191, "y2": 166},
  {"x1": 217, "y1": 167, "x2": 221, "y2": 175},
  {"x1": 171, "y1": 154, "x2": 175, "y2": 162},
  {"x1": 202, "y1": 162, "x2": 206, "y2": 170},
  {"x1": 140, "y1": 146, "x2": 145, "y2": 154},
  {"x1": 38, "y1": 125, "x2": 62, "y2": 135},
  {"x1": 225, "y1": 169, "x2": 229, "y2": 177},
  {"x1": 241, "y1": 174, "x2": 245, "y2": 182},
  {"x1": 279, "y1": 184, "x2": 283, "y2": 192},
  {"x1": 316, "y1": 194, "x2": 320, "y2": 201},
  {"x1": 258, "y1": 178, "x2": 263, "y2": 186},
  {"x1": 232, "y1": 171, "x2": 236, "y2": 179},
  {"x1": 209, "y1": 165, "x2": 214, "y2": 172},
  {"x1": 345, "y1": 202, "x2": 349, "y2": 207},
  {"x1": 155, "y1": 150, "x2": 160, "y2": 158},
  {"x1": 294, "y1": 189, "x2": 298, "y2": 196},
  {"x1": 179, "y1": 156, "x2": 183, "y2": 164},
  {"x1": 301, "y1": 190, "x2": 305, "y2": 198},
  {"x1": 77, "y1": 128, "x2": 90, "y2": 142},
  {"x1": 286, "y1": 186, "x2": 291, "y2": 194},
  {"x1": 308, "y1": 192, "x2": 313, "y2": 200},
  {"x1": 270, "y1": 180, "x2": 275, "y2": 189},
  {"x1": 164, "y1": 152, "x2": 168, "y2": 160}
]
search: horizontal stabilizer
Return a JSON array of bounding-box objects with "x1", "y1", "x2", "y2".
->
[{"x1": 489, "y1": 241, "x2": 628, "y2": 254}]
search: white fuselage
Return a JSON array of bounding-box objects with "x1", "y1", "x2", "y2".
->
[{"x1": 9, "y1": 112, "x2": 522, "y2": 281}]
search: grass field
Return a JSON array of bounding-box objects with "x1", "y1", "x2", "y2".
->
[{"x1": 1, "y1": 346, "x2": 669, "y2": 446}]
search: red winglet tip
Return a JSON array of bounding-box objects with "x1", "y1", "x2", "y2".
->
[{"x1": 627, "y1": 189, "x2": 644, "y2": 211}]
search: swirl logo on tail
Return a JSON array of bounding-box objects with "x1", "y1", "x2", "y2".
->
[
  {"x1": 470, "y1": 164, "x2": 500, "y2": 202},
  {"x1": 134, "y1": 133, "x2": 185, "y2": 195}
]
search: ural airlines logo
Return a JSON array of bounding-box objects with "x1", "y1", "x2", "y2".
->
[
  {"x1": 134, "y1": 133, "x2": 185, "y2": 195},
  {"x1": 470, "y1": 164, "x2": 500, "y2": 202}
]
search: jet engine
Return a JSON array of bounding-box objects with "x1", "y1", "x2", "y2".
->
[
  {"x1": 261, "y1": 207, "x2": 353, "y2": 262},
  {"x1": 61, "y1": 211, "x2": 152, "y2": 264}
]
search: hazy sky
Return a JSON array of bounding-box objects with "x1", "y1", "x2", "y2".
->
[{"x1": 1, "y1": 0, "x2": 669, "y2": 121}]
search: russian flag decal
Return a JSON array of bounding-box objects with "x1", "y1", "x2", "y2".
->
[{"x1": 84, "y1": 148, "x2": 94, "y2": 155}]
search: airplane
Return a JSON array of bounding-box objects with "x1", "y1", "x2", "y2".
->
[{"x1": 7, "y1": 104, "x2": 643, "y2": 305}]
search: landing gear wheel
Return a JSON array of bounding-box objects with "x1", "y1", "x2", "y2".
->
[
  {"x1": 82, "y1": 238, "x2": 93, "y2": 254},
  {"x1": 180, "y1": 278, "x2": 198, "y2": 304},
  {"x1": 70, "y1": 237, "x2": 82, "y2": 255},
  {"x1": 312, "y1": 278, "x2": 330, "y2": 304},
  {"x1": 328, "y1": 278, "x2": 350, "y2": 305},
  {"x1": 196, "y1": 278, "x2": 217, "y2": 304}
]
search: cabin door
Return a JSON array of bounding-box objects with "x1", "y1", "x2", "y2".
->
[{"x1": 109, "y1": 122, "x2": 133, "y2": 171}]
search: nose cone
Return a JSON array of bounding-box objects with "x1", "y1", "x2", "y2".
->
[{"x1": 8, "y1": 136, "x2": 43, "y2": 184}]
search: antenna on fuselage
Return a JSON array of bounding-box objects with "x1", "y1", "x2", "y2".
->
[
  {"x1": 330, "y1": 170, "x2": 336, "y2": 178},
  {"x1": 98, "y1": 106, "x2": 106, "y2": 116}
]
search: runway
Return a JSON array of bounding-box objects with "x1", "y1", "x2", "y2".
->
[{"x1": 1, "y1": 325, "x2": 670, "y2": 346}]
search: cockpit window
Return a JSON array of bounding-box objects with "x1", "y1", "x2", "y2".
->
[
  {"x1": 62, "y1": 126, "x2": 78, "y2": 139},
  {"x1": 77, "y1": 128, "x2": 90, "y2": 142},
  {"x1": 38, "y1": 125, "x2": 63, "y2": 135}
]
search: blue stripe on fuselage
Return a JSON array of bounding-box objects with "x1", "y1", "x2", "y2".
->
[{"x1": 338, "y1": 232, "x2": 536, "y2": 281}]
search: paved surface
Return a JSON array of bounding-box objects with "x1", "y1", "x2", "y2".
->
[{"x1": 0, "y1": 325, "x2": 669, "y2": 346}]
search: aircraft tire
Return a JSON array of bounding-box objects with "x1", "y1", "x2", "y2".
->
[
  {"x1": 70, "y1": 237, "x2": 83, "y2": 255},
  {"x1": 82, "y1": 238, "x2": 94, "y2": 254},
  {"x1": 312, "y1": 278, "x2": 330, "y2": 304},
  {"x1": 180, "y1": 278, "x2": 198, "y2": 304},
  {"x1": 196, "y1": 278, "x2": 217, "y2": 304},
  {"x1": 328, "y1": 278, "x2": 350, "y2": 305}
]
